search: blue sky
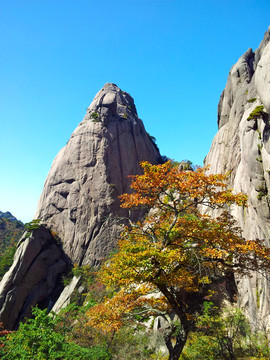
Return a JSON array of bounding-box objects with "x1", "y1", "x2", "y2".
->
[{"x1": 1, "y1": 0, "x2": 270, "y2": 222}]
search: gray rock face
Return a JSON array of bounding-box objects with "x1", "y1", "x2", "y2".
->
[
  {"x1": 0, "y1": 226, "x2": 68, "y2": 329},
  {"x1": 36, "y1": 83, "x2": 161, "y2": 266},
  {"x1": 52, "y1": 276, "x2": 82, "y2": 314},
  {"x1": 205, "y1": 27, "x2": 270, "y2": 329},
  {"x1": 0, "y1": 83, "x2": 161, "y2": 329}
]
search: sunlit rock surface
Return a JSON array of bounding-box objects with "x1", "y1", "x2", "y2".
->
[
  {"x1": 36, "y1": 83, "x2": 161, "y2": 266},
  {"x1": 205, "y1": 27, "x2": 270, "y2": 329}
]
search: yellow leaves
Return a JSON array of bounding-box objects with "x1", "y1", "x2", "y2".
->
[
  {"x1": 87, "y1": 161, "x2": 270, "y2": 339},
  {"x1": 198, "y1": 276, "x2": 211, "y2": 285}
]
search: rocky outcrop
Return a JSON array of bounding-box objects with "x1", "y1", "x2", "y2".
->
[
  {"x1": 51, "y1": 276, "x2": 82, "y2": 314},
  {"x1": 36, "y1": 83, "x2": 161, "y2": 266},
  {"x1": 0, "y1": 83, "x2": 161, "y2": 329},
  {"x1": 0, "y1": 226, "x2": 68, "y2": 329},
  {"x1": 205, "y1": 27, "x2": 270, "y2": 329}
]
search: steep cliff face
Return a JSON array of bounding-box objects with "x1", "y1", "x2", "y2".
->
[
  {"x1": 36, "y1": 83, "x2": 161, "y2": 266},
  {"x1": 205, "y1": 27, "x2": 270, "y2": 328}
]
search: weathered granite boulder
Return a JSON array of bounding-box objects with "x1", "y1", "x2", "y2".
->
[
  {"x1": 36, "y1": 83, "x2": 161, "y2": 266},
  {"x1": 205, "y1": 27, "x2": 270, "y2": 329},
  {"x1": 0, "y1": 226, "x2": 68, "y2": 329}
]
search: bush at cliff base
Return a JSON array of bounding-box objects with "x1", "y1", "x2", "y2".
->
[
  {"x1": 180, "y1": 303, "x2": 270, "y2": 360},
  {"x1": 0, "y1": 307, "x2": 110, "y2": 360}
]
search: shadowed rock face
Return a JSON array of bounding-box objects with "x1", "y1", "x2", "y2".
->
[
  {"x1": 205, "y1": 27, "x2": 270, "y2": 329},
  {"x1": 0, "y1": 226, "x2": 68, "y2": 330},
  {"x1": 36, "y1": 83, "x2": 161, "y2": 266}
]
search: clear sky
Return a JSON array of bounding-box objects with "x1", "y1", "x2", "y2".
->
[{"x1": 1, "y1": 0, "x2": 270, "y2": 223}]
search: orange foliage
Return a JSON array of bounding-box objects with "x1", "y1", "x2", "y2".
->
[{"x1": 86, "y1": 161, "x2": 270, "y2": 358}]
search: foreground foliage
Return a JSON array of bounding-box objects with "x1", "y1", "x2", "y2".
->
[
  {"x1": 181, "y1": 303, "x2": 270, "y2": 360},
  {"x1": 1, "y1": 162, "x2": 269, "y2": 359},
  {"x1": 0, "y1": 307, "x2": 110, "y2": 360},
  {"x1": 0, "y1": 267, "x2": 269, "y2": 359},
  {"x1": 87, "y1": 161, "x2": 270, "y2": 360}
]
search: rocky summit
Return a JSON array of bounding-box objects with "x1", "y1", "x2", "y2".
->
[
  {"x1": 35, "y1": 83, "x2": 161, "y2": 266},
  {"x1": 0, "y1": 83, "x2": 161, "y2": 329},
  {"x1": 205, "y1": 27, "x2": 270, "y2": 329}
]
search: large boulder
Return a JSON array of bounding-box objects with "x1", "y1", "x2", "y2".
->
[
  {"x1": 35, "y1": 83, "x2": 161, "y2": 266},
  {"x1": 205, "y1": 27, "x2": 270, "y2": 329},
  {"x1": 0, "y1": 226, "x2": 68, "y2": 329}
]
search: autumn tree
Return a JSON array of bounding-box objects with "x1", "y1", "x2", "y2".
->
[{"x1": 87, "y1": 161, "x2": 270, "y2": 360}]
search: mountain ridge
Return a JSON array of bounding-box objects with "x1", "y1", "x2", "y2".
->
[{"x1": 0, "y1": 211, "x2": 23, "y2": 224}]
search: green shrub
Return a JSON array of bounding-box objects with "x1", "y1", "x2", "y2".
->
[
  {"x1": 247, "y1": 98, "x2": 257, "y2": 103},
  {"x1": 247, "y1": 105, "x2": 265, "y2": 121},
  {"x1": 0, "y1": 245, "x2": 16, "y2": 280},
  {"x1": 257, "y1": 186, "x2": 267, "y2": 200},
  {"x1": 1, "y1": 307, "x2": 111, "y2": 360},
  {"x1": 24, "y1": 219, "x2": 42, "y2": 234},
  {"x1": 91, "y1": 112, "x2": 101, "y2": 122},
  {"x1": 258, "y1": 143, "x2": 263, "y2": 155},
  {"x1": 109, "y1": 327, "x2": 154, "y2": 360},
  {"x1": 63, "y1": 342, "x2": 111, "y2": 360},
  {"x1": 180, "y1": 303, "x2": 270, "y2": 360},
  {"x1": 61, "y1": 265, "x2": 108, "y2": 313}
]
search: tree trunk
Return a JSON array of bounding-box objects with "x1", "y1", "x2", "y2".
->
[
  {"x1": 168, "y1": 338, "x2": 187, "y2": 360},
  {"x1": 164, "y1": 326, "x2": 189, "y2": 360},
  {"x1": 156, "y1": 284, "x2": 191, "y2": 360}
]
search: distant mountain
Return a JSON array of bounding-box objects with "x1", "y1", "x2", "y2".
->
[
  {"x1": 0, "y1": 211, "x2": 23, "y2": 224},
  {"x1": 0, "y1": 212, "x2": 24, "y2": 280},
  {"x1": 0, "y1": 211, "x2": 24, "y2": 253}
]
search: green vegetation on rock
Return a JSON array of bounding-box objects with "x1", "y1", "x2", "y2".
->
[
  {"x1": 91, "y1": 112, "x2": 101, "y2": 122},
  {"x1": 247, "y1": 105, "x2": 266, "y2": 121}
]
